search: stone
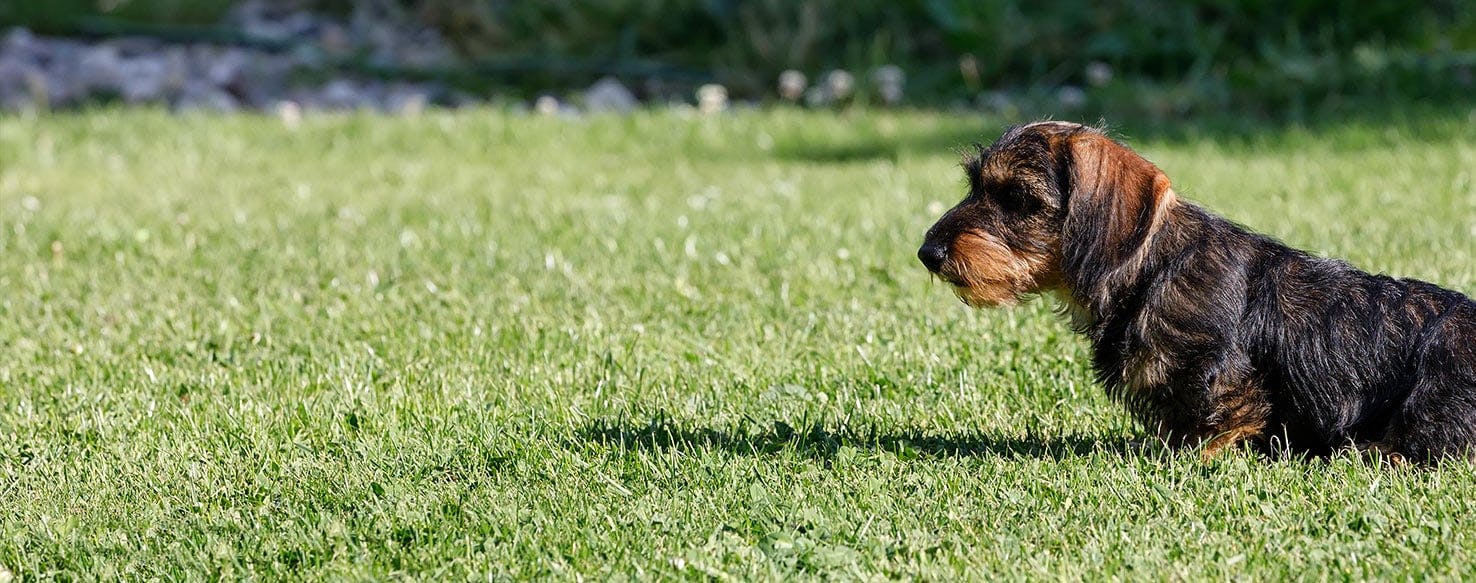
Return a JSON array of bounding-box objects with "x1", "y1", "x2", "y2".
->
[
  {"x1": 823, "y1": 69, "x2": 854, "y2": 100},
  {"x1": 977, "y1": 90, "x2": 1016, "y2": 114},
  {"x1": 871, "y1": 65, "x2": 905, "y2": 105},
  {"x1": 233, "y1": 0, "x2": 319, "y2": 44},
  {"x1": 534, "y1": 95, "x2": 561, "y2": 116},
  {"x1": 2, "y1": 28, "x2": 43, "y2": 62},
  {"x1": 1085, "y1": 62, "x2": 1113, "y2": 87},
  {"x1": 696, "y1": 83, "x2": 727, "y2": 114},
  {"x1": 115, "y1": 55, "x2": 171, "y2": 103},
  {"x1": 0, "y1": 8, "x2": 478, "y2": 115},
  {"x1": 318, "y1": 23, "x2": 354, "y2": 55},
  {"x1": 42, "y1": 59, "x2": 86, "y2": 106},
  {"x1": 1056, "y1": 85, "x2": 1087, "y2": 110},
  {"x1": 175, "y1": 81, "x2": 239, "y2": 113},
  {"x1": 206, "y1": 48, "x2": 250, "y2": 89},
  {"x1": 804, "y1": 86, "x2": 831, "y2": 108},
  {"x1": 777, "y1": 70, "x2": 806, "y2": 101},
  {"x1": 319, "y1": 78, "x2": 365, "y2": 110},
  {"x1": 443, "y1": 90, "x2": 479, "y2": 109},
  {"x1": 276, "y1": 100, "x2": 303, "y2": 128},
  {"x1": 110, "y1": 36, "x2": 161, "y2": 57},
  {"x1": 384, "y1": 84, "x2": 430, "y2": 116},
  {"x1": 0, "y1": 56, "x2": 41, "y2": 110},
  {"x1": 583, "y1": 77, "x2": 637, "y2": 113},
  {"x1": 78, "y1": 44, "x2": 123, "y2": 93}
]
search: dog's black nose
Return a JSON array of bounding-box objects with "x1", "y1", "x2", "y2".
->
[{"x1": 917, "y1": 243, "x2": 948, "y2": 272}]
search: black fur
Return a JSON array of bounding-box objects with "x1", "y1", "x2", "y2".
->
[
  {"x1": 1087, "y1": 201, "x2": 1476, "y2": 461},
  {"x1": 922, "y1": 121, "x2": 1476, "y2": 463}
]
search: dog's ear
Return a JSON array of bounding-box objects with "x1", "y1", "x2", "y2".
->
[{"x1": 1059, "y1": 131, "x2": 1175, "y2": 277}]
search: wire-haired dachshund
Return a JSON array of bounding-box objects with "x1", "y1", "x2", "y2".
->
[{"x1": 919, "y1": 121, "x2": 1476, "y2": 464}]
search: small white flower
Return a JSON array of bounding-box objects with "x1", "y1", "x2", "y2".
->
[
  {"x1": 696, "y1": 84, "x2": 728, "y2": 114},
  {"x1": 1085, "y1": 62, "x2": 1114, "y2": 87},
  {"x1": 824, "y1": 69, "x2": 855, "y2": 100},
  {"x1": 1056, "y1": 86, "x2": 1087, "y2": 110},
  {"x1": 872, "y1": 65, "x2": 905, "y2": 105},
  {"x1": 778, "y1": 70, "x2": 807, "y2": 101},
  {"x1": 275, "y1": 100, "x2": 302, "y2": 129}
]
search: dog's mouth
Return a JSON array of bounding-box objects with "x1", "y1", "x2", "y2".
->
[{"x1": 925, "y1": 232, "x2": 1064, "y2": 309}]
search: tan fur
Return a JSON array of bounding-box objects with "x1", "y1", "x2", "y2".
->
[
  {"x1": 1198, "y1": 378, "x2": 1273, "y2": 458},
  {"x1": 922, "y1": 121, "x2": 1476, "y2": 464},
  {"x1": 1062, "y1": 132, "x2": 1179, "y2": 287},
  {"x1": 945, "y1": 231, "x2": 1059, "y2": 307}
]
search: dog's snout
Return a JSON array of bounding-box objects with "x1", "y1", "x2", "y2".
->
[{"x1": 918, "y1": 242, "x2": 948, "y2": 272}]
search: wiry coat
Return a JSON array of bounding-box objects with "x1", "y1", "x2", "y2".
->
[{"x1": 919, "y1": 122, "x2": 1476, "y2": 462}]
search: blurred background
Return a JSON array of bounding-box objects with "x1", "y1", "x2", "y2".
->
[{"x1": 0, "y1": 0, "x2": 1473, "y2": 121}]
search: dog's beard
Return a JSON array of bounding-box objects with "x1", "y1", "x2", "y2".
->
[
  {"x1": 938, "y1": 231, "x2": 1059, "y2": 309},
  {"x1": 950, "y1": 280, "x2": 1024, "y2": 308}
]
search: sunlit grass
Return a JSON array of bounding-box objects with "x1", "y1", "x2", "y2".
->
[{"x1": 2, "y1": 107, "x2": 1475, "y2": 579}]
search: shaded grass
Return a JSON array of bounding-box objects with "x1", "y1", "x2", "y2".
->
[{"x1": 1, "y1": 106, "x2": 1475, "y2": 579}]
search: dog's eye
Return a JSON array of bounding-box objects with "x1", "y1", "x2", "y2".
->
[{"x1": 995, "y1": 187, "x2": 1038, "y2": 214}]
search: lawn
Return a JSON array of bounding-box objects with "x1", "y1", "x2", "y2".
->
[{"x1": 2, "y1": 107, "x2": 1476, "y2": 580}]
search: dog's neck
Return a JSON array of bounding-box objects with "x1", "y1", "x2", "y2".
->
[
  {"x1": 1059, "y1": 199, "x2": 1201, "y2": 329},
  {"x1": 1048, "y1": 288, "x2": 1094, "y2": 330}
]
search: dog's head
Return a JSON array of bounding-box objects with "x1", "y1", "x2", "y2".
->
[{"x1": 918, "y1": 121, "x2": 1176, "y2": 308}]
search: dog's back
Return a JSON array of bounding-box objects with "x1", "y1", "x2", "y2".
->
[
  {"x1": 919, "y1": 121, "x2": 1476, "y2": 463},
  {"x1": 1241, "y1": 237, "x2": 1476, "y2": 459},
  {"x1": 1105, "y1": 201, "x2": 1476, "y2": 460}
]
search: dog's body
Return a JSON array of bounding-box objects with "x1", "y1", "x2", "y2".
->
[{"x1": 919, "y1": 121, "x2": 1476, "y2": 463}]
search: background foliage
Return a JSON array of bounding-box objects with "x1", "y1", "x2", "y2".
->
[
  {"x1": 389, "y1": 0, "x2": 1476, "y2": 109},
  {"x1": 2, "y1": 0, "x2": 1474, "y2": 114}
]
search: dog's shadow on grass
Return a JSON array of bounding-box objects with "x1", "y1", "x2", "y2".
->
[{"x1": 575, "y1": 416, "x2": 1148, "y2": 462}]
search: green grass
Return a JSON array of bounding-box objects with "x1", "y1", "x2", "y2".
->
[{"x1": 2, "y1": 107, "x2": 1476, "y2": 580}]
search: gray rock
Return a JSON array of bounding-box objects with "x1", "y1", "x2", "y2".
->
[
  {"x1": 871, "y1": 65, "x2": 905, "y2": 105},
  {"x1": 114, "y1": 55, "x2": 172, "y2": 103},
  {"x1": 233, "y1": 55, "x2": 296, "y2": 109},
  {"x1": 41, "y1": 57, "x2": 86, "y2": 106},
  {"x1": 804, "y1": 86, "x2": 831, "y2": 108},
  {"x1": 534, "y1": 95, "x2": 560, "y2": 116},
  {"x1": 275, "y1": 99, "x2": 303, "y2": 128},
  {"x1": 233, "y1": 0, "x2": 320, "y2": 44},
  {"x1": 319, "y1": 78, "x2": 366, "y2": 110},
  {"x1": 384, "y1": 83, "x2": 430, "y2": 115},
  {"x1": 696, "y1": 83, "x2": 727, "y2": 114},
  {"x1": 1056, "y1": 85, "x2": 1087, "y2": 110},
  {"x1": 318, "y1": 23, "x2": 353, "y2": 56},
  {"x1": 1085, "y1": 62, "x2": 1114, "y2": 87},
  {"x1": 161, "y1": 46, "x2": 190, "y2": 93},
  {"x1": 0, "y1": 55, "x2": 43, "y2": 110},
  {"x1": 110, "y1": 36, "x2": 162, "y2": 57},
  {"x1": 78, "y1": 44, "x2": 123, "y2": 93},
  {"x1": 443, "y1": 90, "x2": 479, "y2": 109},
  {"x1": 206, "y1": 48, "x2": 250, "y2": 89},
  {"x1": 175, "y1": 81, "x2": 239, "y2": 113},
  {"x1": 823, "y1": 69, "x2": 855, "y2": 100},
  {"x1": 2, "y1": 28, "x2": 44, "y2": 62},
  {"x1": 977, "y1": 90, "x2": 1016, "y2": 114},
  {"x1": 583, "y1": 77, "x2": 637, "y2": 113},
  {"x1": 777, "y1": 70, "x2": 806, "y2": 101},
  {"x1": 0, "y1": 5, "x2": 477, "y2": 115}
]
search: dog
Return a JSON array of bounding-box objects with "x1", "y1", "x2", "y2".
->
[{"x1": 918, "y1": 121, "x2": 1476, "y2": 464}]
